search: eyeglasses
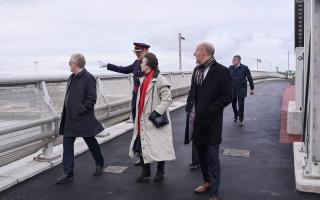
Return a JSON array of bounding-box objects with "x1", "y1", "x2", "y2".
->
[{"x1": 69, "y1": 61, "x2": 77, "y2": 65}]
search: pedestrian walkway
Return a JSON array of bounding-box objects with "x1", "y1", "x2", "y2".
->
[{"x1": 1, "y1": 80, "x2": 319, "y2": 200}]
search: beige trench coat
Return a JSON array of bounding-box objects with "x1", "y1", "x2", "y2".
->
[{"x1": 129, "y1": 74, "x2": 176, "y2": 164}]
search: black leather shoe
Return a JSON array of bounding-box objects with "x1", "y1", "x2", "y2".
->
[
  {"x1": 134, "y1": 160, "x2": 142, "y2": 166},
  {"x1": 55, "y1": 174, "x2": 73, "y2": 184},
  {"x1": 136, "y1": 164, "x2": 151, "y2": 182},
  {"x1": 234, "y1": 115, "x2": 238, "y2": 122},
  {"x1": 136, "y1": 171, "x2": 151, "y2": 182},
  {"x1": 93, "y1": 166, "x2": 104, "y2": 176},
  {"x1": 153, "y1": 173, "x2": 164, "y2": 182},
  {"x1": 154, "y1": 162, "x2": 164, "y2": 182}
]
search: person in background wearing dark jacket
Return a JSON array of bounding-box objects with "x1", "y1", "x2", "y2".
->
[
  {"x1": 56, "y1": 54, "x2": 105, "y2": 184},
  {"x1": 101, "y1": 42, "x2": 150, "y2": 166},
  {"x1": 185, "y1": 42, "x2": 232, "y2": 200},
  {"x1": 228, "y1": 55, "x2": 254, "y2": 126}
]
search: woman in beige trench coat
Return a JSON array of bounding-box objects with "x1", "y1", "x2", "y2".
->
[{"x1": 129, "y1": 52, "x2": 176, "y2": 182}]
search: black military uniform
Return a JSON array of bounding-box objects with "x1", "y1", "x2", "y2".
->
[{"x1": 106, "y1": 43, "x2": 150, "y2": 121}]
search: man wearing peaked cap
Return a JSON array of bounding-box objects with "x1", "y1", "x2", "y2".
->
[
  {"x1": 133, "y1": 42, "x2": 150, "y2": 52},
  {"x1": 101, "y1": 42, "x2": 150, "y2": 166}
]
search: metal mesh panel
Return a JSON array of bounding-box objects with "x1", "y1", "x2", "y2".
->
[
  {"x1": 171, "y1": 73, "x2": 186, "y2": 89},
  {"x1": 162, "y1": 74, "x2": 172, "y2": 84},
  {"x1": 46, "y1": 82, "x2": 67, "y2": 114},
  {"x1": 100, "y1": 77, "x2": 131, "y2": 102},
  {"x1": 184, "y1": 73, "x2": 192, "y2": 85},
  {"x1": 46, "y1": 81, "x2": 106, "y2": 114},
  {"x1": 0, "y1": 85, "x2": 52, "y2": 128}
]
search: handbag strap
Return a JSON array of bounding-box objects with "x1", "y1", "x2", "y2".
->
[{"x1": 151, "y1": 84, "x2": 155, "y2": 112}]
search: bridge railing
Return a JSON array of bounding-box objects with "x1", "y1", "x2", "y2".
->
[
  {"x1": 0, "y1": 71, "x2": 194, "y2": 167},
  {"x1": 0, "y1": 70, "x2": 285, "y2": 167}
]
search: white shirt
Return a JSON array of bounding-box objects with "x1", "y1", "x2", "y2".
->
[
  {"x1": 74, "y1": 68, "x2": 84, "y2": 75},
  {"x1": 204, "y1": 66, "x2": 210, "y2": 78}
]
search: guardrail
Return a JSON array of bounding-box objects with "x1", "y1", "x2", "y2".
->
[
  {"x1": 0, "y1": 71, "x2": 193, "y2": 167},
  {"x1": 0, "y1": 70, "x2": 285, "y2": 167}
]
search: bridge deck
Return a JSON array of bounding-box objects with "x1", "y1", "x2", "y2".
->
[{"x1": 1, "y1": 80, "x2": 319, "y2": 200}]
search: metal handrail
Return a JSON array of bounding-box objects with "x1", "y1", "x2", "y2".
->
[
  {"x1": 0, "y1": 130, "x2": 55, "y2": 153},
  {"x1": 0, "y1": 71, "x2": 283, "y2": 84},
  {"x1": 0, "y1": 117, "x2": 56, "y2": 136},
  {"x1": 0, "y1": 71, "x2": 193, "y2": 84}
]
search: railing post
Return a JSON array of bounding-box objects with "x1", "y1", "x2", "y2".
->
[
  {"x1": 34, "y1": 81, "x2": 61, "y2": 162},
  {"x1": 169, "y1": 73, "x2": 174, "y2": 86},
  {"x1": 181, "y1": 72, "x2": 187, "y2": 86},
  {"x1": 35, "y1": 123, "x2": 61, "y2": 162},
  {"x1": 96, "y1": 77, "x2": 108, "y2": 104}
]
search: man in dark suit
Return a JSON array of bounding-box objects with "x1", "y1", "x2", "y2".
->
[
  {"x1": 185, "y1": 42, "x2": 232, "y2": 200},
  {"x1": 56, "y1": 54, "x2": 105, "y2": 184},
  {"x1": 228, "y1": 55, "x2": 254, "y2": 126},
  {"x1": 101, "y1": 43, "x2": 149, "y2": 166}
]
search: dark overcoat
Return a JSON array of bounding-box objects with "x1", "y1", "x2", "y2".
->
[
  {"x1": 228, "y1": 64, "x2": 254, "y2": 98},
  {"x1": 184, "y1": 60, "x2": 232, "y2": 146},
  {"x1": 59, "y1": 68, "x2": 104, "y2": 137}
]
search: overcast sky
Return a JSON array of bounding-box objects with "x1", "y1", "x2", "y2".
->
[{"x1": 0, "y1": 0, "x2": 294, "y2": 75}]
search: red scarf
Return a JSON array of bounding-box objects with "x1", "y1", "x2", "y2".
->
[{"x1": 137, "y1": 70, "x2": 154, "y2": 134}]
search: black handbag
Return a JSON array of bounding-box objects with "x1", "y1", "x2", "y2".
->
[{"x1": 150, "y1": 85, "x2": 169, "y2": 128}]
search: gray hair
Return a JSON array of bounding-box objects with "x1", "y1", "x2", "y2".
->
[
  {"x1": 70, "y1": 53, "x2": 86, "y2": 68},
  {"x1": 233, "y1": 55, "x2": 241, "y2": 60},
  {"x1": 199, "y1": 42, "x2": 215, "y2": 56}
]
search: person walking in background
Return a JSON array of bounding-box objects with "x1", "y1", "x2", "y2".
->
[
  {"x1": 56, "y1": 54, "x2": 105, "y2": 184},
  {"x1": 185, "y1": 42, "x2": 232, "y2": 200},
  {"x1": 228, "y1": 55, "x2": 254, "y2": 126},
  {"x1": 101, "y1": 42, "x2": 150, "y2": 166},
  {"x1": 129, "y1": 52, "x2": 176, "y2": 183}
]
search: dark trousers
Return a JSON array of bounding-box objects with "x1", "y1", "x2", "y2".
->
[
  {"x1": 192, "y1": 143, "x2": 199, "y2": 164},
  {"x1": 63, "y1": 136, "x2": 104, "y2": 175},
  {"x1": 197, "y1": 144, "x2": 220, "y2": 197},
  {"x1": 232, "y1": 97, "x2": 245, "y2": 121},
  {"x1": 140, "y1": 156, "x2": 165, "y2": 174},
  {"x1": 131, "y1": 91, "x2": 138, "y2": 122}
]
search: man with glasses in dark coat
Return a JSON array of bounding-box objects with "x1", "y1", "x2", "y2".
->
[{"x1": 56, "y1": 54, "x2": 105, "y2": 184}]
